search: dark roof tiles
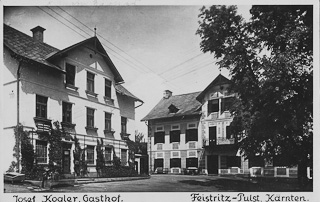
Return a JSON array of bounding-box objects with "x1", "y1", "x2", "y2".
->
[
  {"x1": 115, "y1": 84, "x2": 143, "y2": 103},
  {"x1": 141, "y1": 92, "x2": 202, "y2": 121},
  {"x1": 4, "y1": 24, "x2": 61, "y2": 71}
]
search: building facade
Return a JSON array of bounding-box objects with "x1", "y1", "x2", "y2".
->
[
  {"x1": 3, "y1": 24, "x2": 143, "y2": 176},
  {"x1": 143, "y1": 75, "x2": 298, "y2": 178},
  {"x1": 142, "y1": 90, "x2": 204, "y2": 174}
]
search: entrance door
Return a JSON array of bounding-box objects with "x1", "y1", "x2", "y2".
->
[
  {"x1": 207, "y1": 155, "x2": 218, "y2": 174},
  {"x1": 62, "y1": 150, "x2": 71, "y2": 174}
]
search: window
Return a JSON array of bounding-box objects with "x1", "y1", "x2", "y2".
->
[
  {"x1": 121, "y1": 117, "x2": 127, "y2": 134},
  {"x1": 188, "y1": 142, "x2": 196, "y2": 149},
  {"x1": 156, "y1": 152, "x2": 164, "y2": 158},
  {"x1": 87, "y1": 146, "x2": 94, "y2": 164},
  {"x1": 187, "y1": 123, "x2": 197, "y2": 129},
  {"x1": 154, "y1": 159, "x2": 163, "y2": 169},
  {"x1": 226, "y1": 126, "x2": 233, "y2": 139},
  {"x1": 208, "y1": 99, "x2": 219, "y2": 114},
  {"x1": 221, "y1": 97, "x2": 235, "y2": 112},
  {"x1": 36, "y1": 140, "x2": 47, "y2": 163},
  {"x1": 170, "y1": 158, "x2": 181, "y2": 168},
  {"x1": 105, "y1": 79, "x2": 112, "y2": 98},
  {"x1": 121, "y1": 149, "x2": 127, "y2": 166},
  {"x1": 168, "y1": 104, "x2": 179, "y2": 113},
  {"x1": 209, "y1": 126, "x2": 217, "y2": 146},
  {"x1": 62, "y1": 102, "x2": 72, "y2": 123},
  {"x1": 104, "y1": 147, "x2": 112, "y2": 163},
  {"x1": 186, "y1": 158, "x2": 198, "y2": 168},
  {"x1": 36, "y1": 95, "x2": 48, "y2": 118},
  {"x1": 154, "y1": 131, "x2": 165, "y2": 144},
  {"x1": 171, "y1": 124, "x2": 180, "y2": 130},
  {"x1": 249, "y1": 156, "x2": 265, "y2": 167},
  {"x1": 172, "y1": 143, "x2": 179, "y2": 150},
  {"x1": 170, "y1": 130, "x2": 180, "y2": 143},
  {"x1": 171, "y1": 151, "x2": 180, "y2": 158},
  {"x1": 186, "y1": 129, "x2": 198, "y2": 142},
  {"x1": 105, "y1": 113, "x2": 112, "y2": 131},
  {"x1": 86, "y1": 108, "x2": 95, "y2": 128},
  {"x1": 65, "y1": 63, "x2": 76, "y2": 86},
  {"x1": 87, "y1": 72, "x2": 95, "y2": 93},
  {"x1": 188, "y1": 150, "x2": 197, "y2": 158},
  {"x1": 227, "y1": 156, "x2": 241, "y2": 168},
  {"x1": 155, "y1": 126, "x2": 164, "y2": 132}
]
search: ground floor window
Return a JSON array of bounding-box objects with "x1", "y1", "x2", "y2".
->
[
  {"x1": 226, "y1": 156, "x2": 241, "y2": 167},
  {"x1": 154, "y1": 159, "x2": 164, "y2": 169},
  {"x1": 36, "y1": 140, "x2": 47, "y2": 163},
  {"x1": 249, "y1": 156, "x2": 265, "y2": 167},
  {"x1": 186, "y1": 158, "x2": 198, "y2": 168},
  {"x1": 170, "y1": 158, "x2": 181, "y2": 168},
  {"x1": 121, "y1": 149, "x2": 127, "y2": 166},
  {"x1": 104, "y1": 147, "x2": 112, "y2": 164},
  {"x1": 87, "y1": 145, "x2": 95, "y2": 165}
]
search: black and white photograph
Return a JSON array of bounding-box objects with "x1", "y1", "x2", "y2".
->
[{"x1": 1, "y1": 1, "x2": 318, "y2": 201}]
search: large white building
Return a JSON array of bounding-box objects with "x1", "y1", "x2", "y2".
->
[{"x1": 3, "y1": 24, "x2": 143, "y2": 176}]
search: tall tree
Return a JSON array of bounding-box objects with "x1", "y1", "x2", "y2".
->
[{"x1": 196, "y1": 5, "x2": 313, "y2": 184}]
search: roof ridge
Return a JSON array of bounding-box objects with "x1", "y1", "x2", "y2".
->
[{"x1": 170, "y1": 91, "x2": 202, "y2": 97}]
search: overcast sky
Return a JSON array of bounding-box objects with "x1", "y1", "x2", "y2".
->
[{"x1": 4, "y1": 5, "x2": 251, "y2": 136}]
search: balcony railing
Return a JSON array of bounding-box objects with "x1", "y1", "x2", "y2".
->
[
  {"x1": 203, "y1": 137, "x2": 235, "y2": 147},
  {"x1": 217, "y1": 137, "x2": 235, "y2": 145},
  {"x1": 34, "y1": 117, "x2": 52, "y2": 134}
]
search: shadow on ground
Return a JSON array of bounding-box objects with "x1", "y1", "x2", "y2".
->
[{"x1": 179, "y1": 178, "x2": 312, "y2": 192}]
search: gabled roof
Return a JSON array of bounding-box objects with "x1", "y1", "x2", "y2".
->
[
  {"x1": 141, "y1": 92, "x2": 202, "y2": 121},
  {"x1": 3, "y1": 24, "x2": 63, "y2": 72},
  {"x1": 4, "y1": 24, "x2": 124, "y2": 83},
  {"x1": 115, "y1": 84, "x2": 143, "y2": 103},
  {"x1": 47, "y1": 36, "x2": 124, "y2": 83},
  {"x1": 196, "y1": 74, "x2": 231, "y2": 102}
]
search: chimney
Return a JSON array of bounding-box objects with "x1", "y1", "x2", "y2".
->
[
  {"x1": 30, "y1": 26, "x2": 46, "y2": 42},
  {"x1": 163, "y1": 90, "x2": 172, "y2": 99}
]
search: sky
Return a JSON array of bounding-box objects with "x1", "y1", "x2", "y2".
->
[{"x1": 4, "y1": 5, "x2": 251, "y2": 136}]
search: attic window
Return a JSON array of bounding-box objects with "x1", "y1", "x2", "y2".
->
[{"x1": 168, "y1": 104, "x2": 179, "y2": 113}]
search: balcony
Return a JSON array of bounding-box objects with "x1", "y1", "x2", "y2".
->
[
  {"x1": 61, "y1": 122, "x2": 76, "y2": 135},
  {"x1": 120, "y1": 133, "x2": 130, "y2": 141},
  {"x1": 203, "y1": 137, "x2": 235, "y2": 147},
  {"x1": 104, "y1": 130, "x2": 115, "y2": 139},
  {"x1": 103, "y1": 96, "x2": 114, "y2": 105},
  {"x1": 217, "y1": 137, "x2": 235, "y2": 145},
  {"x1": 34, "y1": 117, "x2": 52, "y2": 134}
]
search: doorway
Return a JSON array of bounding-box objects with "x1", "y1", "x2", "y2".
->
[
  {"x1": 207, "y1": 155, "x2": 218, "y2": 174},
  {"x1": 62, "y1": 149, "x2": 71, "y2": 174}
]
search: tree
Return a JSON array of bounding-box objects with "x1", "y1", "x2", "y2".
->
[
  {"x1": 135, "y1": 130, "x2": 145, "y2": 143},
  {"x1": 196, "y1": 5, "x2": 312, "y2": 184},
  {"x1": 96, "y1": 138, "x2": 105, "y2": 177},
  {"x1": 48, "y1": 121, "x2": 63, "y2": 175},
  {"x1": 73, "y1": 136, "x2": 81, "y2": 176},
  {"x1": 20, "y1": 129, "x2": 35, "y2": 178}
]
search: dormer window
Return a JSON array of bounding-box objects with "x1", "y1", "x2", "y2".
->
[
  {"x1": 208, "y1": 99, "x2": 219, "y2": 114},
  {"x1": 168, "y1": 104, "x2": 179, "y2": 113}
]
